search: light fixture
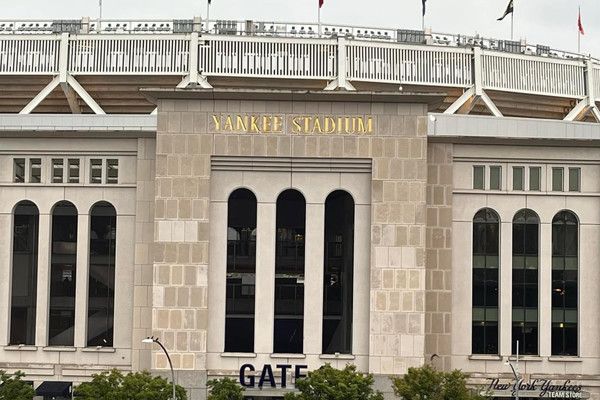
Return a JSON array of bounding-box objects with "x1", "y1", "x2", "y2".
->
[{"x1": 142, "y1": 337, "x2": 176, "y2": 400}]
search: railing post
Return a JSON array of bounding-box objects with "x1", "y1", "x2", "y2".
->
[
  {"x1": 473, "y1": 46, "x2": 483, "y2": 97},
  {"x1": 58, "y1": 32, "x2": 69, "y2": 83},
  {"x1": 565, "y1": 58, "x2": 600, "y2": 121},
  {"x1": 324, "y1": 36, "x2": 355, "y2": 91},
  {"x1": 189, "y1": 32, "x2": 199, "y2": 85}
]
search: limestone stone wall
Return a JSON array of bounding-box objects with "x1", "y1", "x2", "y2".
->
[
  {"x1": 425, "y1": 143, "x2": 454, "y2": 371},
  {"x1": 152, "y1": 94, "x2": 430, "y2": 398}
]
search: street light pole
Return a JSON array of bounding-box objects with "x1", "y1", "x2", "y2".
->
[
  {"x1": 142, "y1": 337, "x2": 176, "y2": 400},
  {"x1": 505, "y1": 340, "x2": 520, "y2": 400}
]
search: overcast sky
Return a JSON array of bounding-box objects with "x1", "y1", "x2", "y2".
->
[{"x1": 4, "y1": 0, "x2": 599, "y2": 56}]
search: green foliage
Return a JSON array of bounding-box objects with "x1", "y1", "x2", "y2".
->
[
  {"x1": 73, "y1": 369, "x2": 187, "y2": 400},
  {"x1": 391, "y1": 364, "x2": 487, "y2": 400},
  {"x1": 0, "y1": 370, "x2": 35, "y2": 400},
  {"x1": 284, "y1": 364, "x2": 383, "y2": 400},
  {"x1": 207, "y1": 377, "x2": 244, "y2": 400}
]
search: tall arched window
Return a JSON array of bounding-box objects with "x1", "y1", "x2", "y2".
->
[
  {"x1": 512, "y1": 209, "x2": 539, "y2": 355},
  {"x1": 552, "y1": 210, "x2": 578, "y2": 356},
  {"x1": 225, "y1": 189, "x2": 257, "y2": 353},
  {"x1": 88, "y1": 202, "x2": 116, "y2": 347},
  {"x1": 49, "y1": 201, "x2": 78, "y2": 346},
  {"x1": 274, "y1": 189, "x2": 305, "y2": 354},
  {"x1": 472, "y1": 208, "x2": 500, "y2": 354},
  {"x1": 10, "y1": 201, "x2": 39, "y2": 345},
  {"x1": 322, "y1": 190, "x2": 354, "y2": 354}
]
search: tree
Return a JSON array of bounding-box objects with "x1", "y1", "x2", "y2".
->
[
  {"x1": 0, "y1": 370, "x2": 35, "y2": 400},
  {"x1": 284, "y1": 364, "x2": 383, "y2": 400},
  {"x1": 391, "y1": 364, "x2": 487, "y2": 400},
  {"x1": 207, "y1": 377, "x2": 244, "y2": 400},
  {"x1": 73, "y1": 369, "x2": 187, "y2": 400}
]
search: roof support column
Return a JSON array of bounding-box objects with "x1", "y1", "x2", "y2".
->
[
  {"x1": 177, "y1": 32, "x2": 212, "y2": 89},
  {"x1": 564, "y1": 59, "x2": 600, "y2": 122},
  {"x1": 324, "y1": 36, "x2": 355, "y2": 91},
  {"x1": 444, "y1": 47, "x2": 502, "y2": 117},
  {"x1": 20, "y1": 32, "x2": 105, "y2": 114}
]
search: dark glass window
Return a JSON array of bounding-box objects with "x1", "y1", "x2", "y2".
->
[
  {"x1": 52, "y1": 159, "x2": 64, "y2": 183},
  {"x1": 322, "y1": 191, "x2": 354, "y2": 354},
  {"x1": 88, "y1": 202, "x2": 116, "y2": 347},
  {"x1": 568, "y1": 168, "x2": 580, "y2": 192},
  {"x1": 274, "y1": 189, "x2": 305, "y2": 354},
  {"x1": 10, "y1": 201, "x2": 39, "y2": 345},
  {"x1": 49, "y1": 201, "x2": 78, "y2": 346},
  {"x1": 529, "y1": 167, "x2": 541, "y2": 191},
  {"x1": 552, "y1": 211, "x2": 578, "y2": 356},
  {"x1": 473, "y1": 166, "x2": 485, "y2": 189},
  {"x1": 490, "y1": 166, "x2": 502, "y2": 190},
  {"x1": 512, "y1": 209, "x2": 539, "y2": 355},
  {"x1": 14, "y1": 158, "x2": 25, "y2": 183},
  {"x1": 68, "y1": 159, "x2": 80, "y2": 183},
  {"x1": 30, "y1": 158, "x2": 41, "y2": 183},
  {"x1": 90, "y1": 159, "x2": 102, "y2": 183},
  {"x1": 225, "y1": 189, "x2": 257, "y2": 353},
  {"x1": 513, "y1": 167, "x2": 524, "y2": 191},
  {"x1": 472, "y1": 208, "x2": 500, "y2": 354},
  {"x1": 552, "y1": 168, "x2": 564, "y2": 191},
  {"x1": 106, "y1": 159, "x2": 118, "y2": 184}
]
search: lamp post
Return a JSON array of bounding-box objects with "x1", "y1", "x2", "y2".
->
[
  {"x1": 504, "y1": 340, "x2": 519, "y2": 400},
  {"x1": 142, "y1": 336, "x2": 176, "y2": 400}
]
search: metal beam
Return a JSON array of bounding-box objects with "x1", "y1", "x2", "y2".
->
[
  {"x1": 61, "y1": 82, "x2": 81, "y2": 114},
  {"x1": 480, "y1": 90, "x2": 503, "y2": 117},
  {"x1": 564, "y1": 100, "x2": 587, "y2": 121},
  {"x1": 19, "y1": 76, "x2": 60, "y2": 114},
  {"x1": 444, "y1": 87, "x2": 475, "y2": 114},
  {"x1": 325, "y1": 36, "x2": 356, "y2": 91},
  {"x1": 67, "y1": 75, "x2": 105, "y2": 114}
]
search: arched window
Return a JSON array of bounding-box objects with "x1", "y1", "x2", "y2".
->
[
  {"x1": 322, "y1": 190, "x2": 354, "y2": 354},
  {"x1": 472, "y1": 208, "x2": 500, "y2": 354},
  {"x1": 512, "y1": 209, "x2": 539, "y2": 355},
  {"x1": 274, "y1": 189, "x2": 305, "y2": 354},
  {"x1": 49, "y1": 201, "x2": 78, "y2": 346},
  {"x1": 10, "y1": 201, "x2": 39, "y2": 345},
  {"x1": 552, "y1": 210, "x2": 578, "y2": 356},
  {"x1": 225, "y1": 189, "x2": 257, "y2": 353},
  {"x1": 88, "y1": 202, "x2": 116, "y2": 347}
]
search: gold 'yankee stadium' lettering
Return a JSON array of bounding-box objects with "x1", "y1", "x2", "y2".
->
[{"x1": 212, "y1": 114, "x2": 373, "y2": 135}]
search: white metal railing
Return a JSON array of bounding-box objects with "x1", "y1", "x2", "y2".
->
[
  {"x1": 68, "y1": 35, "x2": 189, "y2": 74},
  {"x1": 593, "y1": 66, "x2": 600, "y2": 101},
  {"x1": 0, "y1": 36, "x2": 59, "y2": 73},
  {"x1": 0, "y1": 26, "x2": 598, "y2": 103},
  {"x1": 481, "y1": 51, "x2": 586, "y2": 98},
  {"x1": 347, "y1": 42, "x2": 472, "y2": 86},
  {"x1": 199, "y1": 36, "x2": 337, "y2": 79}
]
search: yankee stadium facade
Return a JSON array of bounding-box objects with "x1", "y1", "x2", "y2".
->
[{"x1": 1, "y1": 15, "x2": 600, "y2": 400}]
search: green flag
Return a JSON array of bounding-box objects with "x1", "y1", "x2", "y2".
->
[{"x1": 497, "y1": 0, "x2": 513, "y2": 21}]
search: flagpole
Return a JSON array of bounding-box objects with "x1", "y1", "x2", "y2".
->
[
  {"x1": 578, "y1": 6, "x2": 581, "y2": 53},
  {"x1": 510, "y1": 2, "x2": 514, "y2": 41},
  {"x1": 206, "y1": 1, "x2": 210, "y2": 33},
  {"x1": 318, "y1": 4, "x2": 321, "y2": 37}
]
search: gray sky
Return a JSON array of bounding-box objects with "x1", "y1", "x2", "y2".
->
[{"x1": 5, "y1": 0, "x2": 599, "y2": 56}]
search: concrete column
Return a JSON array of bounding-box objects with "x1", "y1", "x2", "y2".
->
[
  {"x1": 114, "y1": 215, "x2": 135, "y2": 348},
  {"x1": 499, "y1": 220, "x2": 512, "y2": 356},
  {"x1": 74, "y1": 213, "x2": 90, "y2": 348},
  {"x1": 0, "y1": 214, "x2": 11, "y2": 345},
  {"x1": 354, "y1": 204, "x2": 371, "y2": 357},
  {"x1": 35, "y1": 213, "x2": 52, "y2": 347},
  {"x1": 304, "y1": 203, "x2": 324, "y2": 356},
  {"x1": 207, "y1": 201, "x2": 227, "y2": 354},
  {"x1": 539, "y1": 222, "x2": 552, "y2": 357},
  {"x1": 255, "y1": 202, "x2": 276, "y2": 355}
]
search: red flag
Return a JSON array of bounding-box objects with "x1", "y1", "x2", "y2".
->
[
  {"x1": 319, "y1": 0, "x2": 324, "y2": 8},
  {"x1": 578, "y1": 8, "x2": 584, "y2": 35}
]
